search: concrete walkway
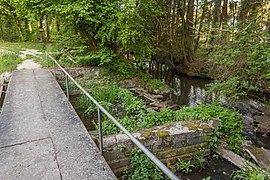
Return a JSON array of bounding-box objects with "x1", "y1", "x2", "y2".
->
[{"x1": 0, "y1": 69, "x2": 116, "y2": 180}]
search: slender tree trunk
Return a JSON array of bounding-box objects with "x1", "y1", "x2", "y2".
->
[
  {"x1": 185, "y1": 0, "x2": 195, "y2": 63},
  {"x1": 39, "y1": 18, "x2": 44, "y2": 42},
  {"x1": 222, "y1": 0, "x2": 229, "y2": 22},
  {"x1": 56, "y1": 16, "x2": 60, "y2": 33},
  {"x1": 220, "y1": 0, "x2": 229, "y2": 43},
  {"x1": 0, "y1": 17, "x2": 3, "y2": 40},
  {"x1": 168, "y1": 0, "x2": 173, "y2": 66},
  {"x1": 195, "y1": 0, "x2": 207, "y2": 51},
  {"x1": 210, "y1": 0, "x2": 221, "y2": 46},
  {"x1": 45, "y1": 15, "x2": 50, "y2": 42},
  {"x1": 13, "y1": 15, "x2": 23, "y2": 40},
  {"x1": 205, "y1": 1, "x2": 213, "y2": 48},
  {"x1": 194, "y1": 0, "x2": 199, "y2": 32}
]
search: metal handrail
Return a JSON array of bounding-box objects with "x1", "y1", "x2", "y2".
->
[{"x1": 46, "y1": 53, "x2": 180, "y2": 180}]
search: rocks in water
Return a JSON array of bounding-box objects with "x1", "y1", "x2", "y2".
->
[
  {"x1": 243, "y1": 115, "x2": 255, "y2": 133},
  {"x1": 244, "y1": 145, "x2": 270, "y2": 169},
  {"x1": 129, "y1": 87, "x2": 179, "y2": 111},
  {"x1": 229, "y1": 99, "x2": 264, "y2": 116},
  {"x1": 254, "y1": 115, "x2": 270, "y2": 135},
  {"x1": 227, "y1": 99, "x2": 270, "y2": 135},
  {"x1": 217, "y1": 146, "x2": 251, "y2": 169}
]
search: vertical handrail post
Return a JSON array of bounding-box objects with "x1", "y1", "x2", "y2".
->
[
  {"x1": 46, "y1": 53, "x2": 49, "y2": 67},
  {"x1": 98, "y1": 108, "x2": 103, "y2": 153},
  {"x1": 53, "y1": 61, "x2": 56, "y2": 78},
  {"x1": 65, "y1": 74, "x2": 69, "y2": 100}
]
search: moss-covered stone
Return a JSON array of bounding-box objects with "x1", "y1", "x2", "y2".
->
[
  {"x1": 156, "y1": 131, "x2": 170, "y2": 137},
  {"x1": 182, "y1": 121, "x2": 212, "y2": 131},
  {"x1": 141, "y1": 131, "x2": 151, "y2": 139}
]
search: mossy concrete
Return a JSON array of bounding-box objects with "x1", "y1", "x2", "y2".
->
[{"x1": 103, "y1": 120, "x2": 216, "y2": 177}]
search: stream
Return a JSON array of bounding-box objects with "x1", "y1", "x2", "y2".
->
[
  {"x1": 65, "y1": 64, "x2": 269, "y2": 180},
  {"x1": 146, "y1": 62, "x2": 270, "y2": 149}
]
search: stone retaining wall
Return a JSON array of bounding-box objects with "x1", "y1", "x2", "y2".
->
[
  {"x1": 51, "y1": 67, "x2": 101, "y2": 81},
  {"x1": 103, "y1": 120, "x2": 216, "y2": 177}
]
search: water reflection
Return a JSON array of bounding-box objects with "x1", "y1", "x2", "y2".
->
[{"x1": 145, "y1": 61, "x2": 213, "y2": 107}]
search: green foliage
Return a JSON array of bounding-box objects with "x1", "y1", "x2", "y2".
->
[
  {"x1": 175, "y1": 159, "x2": 193, "y2": 174},
  {"x1": 0, "y1": 49, "x2": 22, "y2": 73},
  {"x1": 176, "y1": 104, "x2": 244, "y2": 153},
  {"x1": 194, "y1": 146, "x2": 208, "y2": 170},
  {"x1": 232, "y1": 164, "x2": 270, "y2": 180},
  {"x1": 148, "y1": 79, "x2": 168, "y2": 91},
  {"x1": 46, "y1": 0, "x2": 162, "y2": 65},
  {"x1": 128, "y1": 148, "x2": 164, "y2": 180},
  {"x1": 118, "y1": 88, "x2": 146, "y2": 115},
  {"x1": 143, "y1": 109, "x2": 176, "y2": 128},
  {"x1": 78, "y1": 80, "x2": 244, "y2": 153},
  {"x1": 208, "y1": 22, "x2": 270, "y2": 100},
  {"x1": 207, "y1": 77, "x2": 257, "y2": 101},
  {"x1": 102, "y1": 58, "x2": 138, "y2": 79},
  {"x1": 118, "y1": 144, "x2": 126, "y2": 152},
  {"x1": 77, "y1": 48, "x2": 117, "y2": 67},
  {"x1": 202, "y1": 177, "x2": 211, "y2": 180},
  {"x1": 174, "y1": 146, "x2": 207, "y2": 174}
]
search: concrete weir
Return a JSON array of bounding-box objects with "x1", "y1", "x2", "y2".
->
[
  {"x1": 0, "y1": 69, "x2": 116, "y2": 180},
  {"x1": 103, "y1": 120, "x2": 215, "y2": 177}
]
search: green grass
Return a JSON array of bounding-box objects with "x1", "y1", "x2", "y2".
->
[
  {"x1": 0, "y1": 42, "x2": 62, "y2": 53},
  {"x1": 0, "y1": 42, "x2": 45, "y2": 53},
  {"x1": 0, "y1": 42, "x2": 64, "y2": 68},
  {"x1": 0, "y1": 50, "x2": 22, "y2": 74}
]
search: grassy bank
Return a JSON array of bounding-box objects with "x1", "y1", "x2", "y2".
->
[{"x1": 0, "y1": 50, "x2": 22, "y2": 74}]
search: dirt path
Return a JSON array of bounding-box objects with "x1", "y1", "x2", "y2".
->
[{"x1": 17, "y1": 49, "x2": 42, "y2": 70}]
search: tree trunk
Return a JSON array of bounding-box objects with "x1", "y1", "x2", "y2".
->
[
  {"x1": 185, "y1": 0, "x2": 194, "y2": 63},
  {"x1": 39, "y1": 18, "x2": 44, "y2": 42},
  {"x1": 13, "y1": 15, "x2": 23, "y2": 40},
  {"x1": 0, "y1": 17, "x2": 3, "y2": 40},
  {"x1": 45, "y1": 15, "x2": 50, "y2": 42},
  {"x1": 222, "y1": 0, "x2": 229, "y2": 22},
  {"x1": 210, "y1": 0, "x2": 221, "y2": 46},
  {"x1": 220, "y1": 0, "x2": 229, "y2": 43},
  {"x1": 205, "y1": 1, "x2": 213, "y2": 48},
  {"x1": 195, "y1": 0, "x2": 207, "y2": 51},
  {"x1": 56, "y1": 16, "x2": 60, "y2": 33}
]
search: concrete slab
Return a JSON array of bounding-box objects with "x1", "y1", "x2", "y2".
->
[
  {"x1": 0, "y1": 70, "x2": 49, "y2": 147},
  {"x1": 0, "y1": 138, "x2": 61, "y2": 180},
  {"x1": 0, "y1": 69, "x2": 116, "y2": 180}
]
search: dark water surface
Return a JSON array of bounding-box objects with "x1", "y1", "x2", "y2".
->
[
  {"x1": 181, "y1": 158, "x2": 237, "y2": 180},
  {"x1": 69, "y1": 95, "x2": 97, "y2": 131},
  {"x1": 0, "y1": 85, "x2": 6, "y2": 112}
]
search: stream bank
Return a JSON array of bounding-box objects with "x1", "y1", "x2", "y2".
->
[
  {"x1": 53, "y1": 66, "x2": 269, "y2": 179},
  {"x1": 52, "y1": 67, "x2": 240, "y2": 179}
]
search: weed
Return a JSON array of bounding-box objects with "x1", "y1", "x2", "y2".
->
[
  {"x1": 118, "y1": 144, "x2": 126, "y2": 152},
  {"x1": 202, "y1": 176, "x2": 211, "y2": 180},
  {"x1": 232, "y1": 164, "x2": 270, "y2": 180},
  {"x1": 175, "y1": 158, "x2": 193, "y2": 174},
  {"x1": 129, "y1": 148, "x2": 164, "y2": 180},
  {"x1": 195, "y1": 146, "x2": 208, "y2": 170}
]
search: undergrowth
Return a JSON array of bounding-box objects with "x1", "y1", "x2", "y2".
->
[
  {"x1": 0, "y1": 49, "x2": 22, "y2": 73},
  {"x1": 78, "y1": 79, "x2": 244, "y2": 154},
  {"x1": 232, "y1": 164, "x2": 270, "y2": 180},
  {"x1": 128, "y1": 148, "x2": 164, "y2": 180}
]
